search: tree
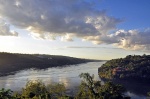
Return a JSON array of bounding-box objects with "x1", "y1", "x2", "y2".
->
[
  {"x1": 0, "y1": 88, "x2": 14, "y2": 99},
  {"x1": 77, "y1": 73, "x2": 101, "y2": 98},
  {"x1": 21, "y1": 80, "x2": 50, "y2": 99},
  {"x1": 76, "y1": 73, "x2": 130, "y2": 99},
  {"x1": 21, "y1": 80, "x2": 70, "y2": 99},
  {"x1": 47, "y1": 83, "x2": 66, "y2": 98}
]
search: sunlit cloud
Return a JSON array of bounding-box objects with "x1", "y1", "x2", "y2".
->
[
  {"x1": 0, "y1": 0, "x2": 120, "y2": 39},
  {"x1": 0, "y1": 0, "x2": 149, "y2": 52},
  {"x1": 83, "y1": 29, "x2": 150, "y2": 51}
]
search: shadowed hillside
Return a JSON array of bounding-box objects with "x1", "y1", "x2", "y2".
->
[{"x1": 0, "y1": 52, "x2": 100, "y2": 76}]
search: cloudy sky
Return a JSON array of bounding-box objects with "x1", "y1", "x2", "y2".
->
[{"x1": 0, "y1": 0, "x2": 150, "y2": 60}]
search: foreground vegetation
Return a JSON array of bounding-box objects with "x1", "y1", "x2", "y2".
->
[
  {"x1": 0, "y1": 73, "x2": 130, "y2": 99},
  {"x1": 0, "y1": 52, "x2": 100, "y2": 76},
  {"x1": 98, "y1": 55, "x2": 150, "y2": 81}
]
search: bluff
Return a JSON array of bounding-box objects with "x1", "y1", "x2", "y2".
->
[{"x1": 98, "y1": 55, "x2": 150, "y2": 82}]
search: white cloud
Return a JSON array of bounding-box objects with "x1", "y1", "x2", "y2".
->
[
  {"x1": 115, "y1": 30, "x2": 150, "y2": 51},
  {"x1": 0, "y1": 0, "x2": 121, "y2": 40},
  {"x1": 0, "y1": 19, "x2": 18, "y2": 36},
  {"x1": 0, "y1": 0, "x2": 149, "y2": 52},
  {"x1": 83, "y1": 29, "x2": 150, "y2": 51},
  {"x1": 61, "y1": 33, "x2": 75, "y2": 42}
]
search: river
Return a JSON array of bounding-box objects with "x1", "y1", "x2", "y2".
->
[{"x1": 0, "y1": 62, "x2": 147, "y2": 99}]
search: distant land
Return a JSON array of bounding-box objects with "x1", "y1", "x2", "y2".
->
[
  {"x1": 98, "y1": 54, "x2": 150, "y2": 82},
  {"x1": 0, "y1": 52, "x2": 101, "y2": 76}
]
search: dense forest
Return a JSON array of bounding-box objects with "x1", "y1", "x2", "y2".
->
[
  {"x1": 98, "y1": 54, "x2": 150, "y2": 82},
  {"x1": 0, "y1": 73, "x2": 131, "y2": 99},
  {"x1": 0, "y1": 52, "x2": 100, "y2": 76}
]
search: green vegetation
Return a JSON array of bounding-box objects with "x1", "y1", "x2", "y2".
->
[
  {"x1": 98, "y1": 54, "x2": 150, "y2": 81},
  {"x1": 0, "y1": 88, "x2": 14, "y2": 99},
  {"x1": 76, "y1": 73, "x2": 129, "y2": 99},
  {"x1": 0, "y1": 73, "x2": 130, "y2": 99},
  {"x1": 0, "y1": 52, "x2": 100, "y2": 76}
]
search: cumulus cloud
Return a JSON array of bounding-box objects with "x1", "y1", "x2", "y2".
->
[
  {"x1": 0, "y1": 0, "x2": 150, "y2": 51},
  {"x1": 61, "y1": 33, "x2": 75, "y2": 42},
  {"x1": 83, "y1": 29, "x2": 150, "y2": 51},
  {"x1": 0, "y1": 19, "x2": 18, "y2": 36},
  {"x1": 0, "y1": 0, "x2": 121, "y2": 40},
  {"x1": 115, "y1": 30, "x2": 150, "y2": 51}
]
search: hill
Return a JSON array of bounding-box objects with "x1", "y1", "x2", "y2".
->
[
  {"x1": 98, "y1": 55, "x2": 150, "y2": 82},
  {"x1": 0, "y1": 52, "x2": 100, "y2": 76}
]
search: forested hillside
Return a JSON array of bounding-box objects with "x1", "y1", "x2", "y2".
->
[
  {"x1": 98, "y1": 55, "x2": 150, "y2": 81},
  {"x1": 0, "y1": 52, "x2": 99, "y2": 76}
]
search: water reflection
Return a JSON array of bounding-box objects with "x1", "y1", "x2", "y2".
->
[
  {"x1": 0, "y1": 62, "x2": 105, "y2": 91},
  {"x1": 0, "y1": 62, "x2": 147, "y2": 98}
]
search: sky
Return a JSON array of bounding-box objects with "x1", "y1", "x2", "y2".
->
[{"x1": 0, "y1": 0, "x2": 150, "y2": 60}]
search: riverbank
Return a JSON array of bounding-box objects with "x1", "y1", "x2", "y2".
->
[{"x1": 0, "y1": 52, "x2": 102, "y2": 76}]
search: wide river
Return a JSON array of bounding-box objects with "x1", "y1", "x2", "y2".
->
[{"x1": 0, "y1": 62, "x2": 147, "y2": 99}]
